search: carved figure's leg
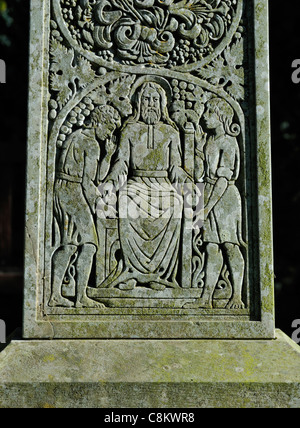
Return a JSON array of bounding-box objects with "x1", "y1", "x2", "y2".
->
[
  {"x1": 75, "y1": 243, "x2": 105, "y2": 308},
  {"x1": 223, "y1": 243, "x2": 245, "y2": 309},
  {"x1": 198, "y1": 243, "x2": 224, "y2": 307},
  {"x1": 49, "y1": 244, "x2": 77, "y2": 307},
  {"x1": 184, "y1": 243, "x2": 223, "y2": 309}
]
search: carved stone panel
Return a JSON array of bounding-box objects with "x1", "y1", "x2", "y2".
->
[{"x1": 24, "y1": 0, "x2": 274, "y2": 339}]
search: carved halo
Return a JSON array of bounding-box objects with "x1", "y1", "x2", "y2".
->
[{"x1": 130, "y1": 75, "x2": 173, "y2": 106}]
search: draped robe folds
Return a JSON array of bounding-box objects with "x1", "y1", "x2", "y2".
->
[
  {"x1": 54, "y1": 130, "x2": 100, "y2": 247},
  {"x1": 101, "y1": 121, "x2": 187, "y2": 288}
]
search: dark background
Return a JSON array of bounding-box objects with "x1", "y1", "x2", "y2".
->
[{"x1": 0, "y1": 0, "x2": 299, "y2": 338}]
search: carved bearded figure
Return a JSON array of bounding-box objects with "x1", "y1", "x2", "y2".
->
[{"x1": 99, "y1": 82, "x2": 190, "y2": 291}]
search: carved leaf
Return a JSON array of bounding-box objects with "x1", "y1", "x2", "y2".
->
[
  {"x1": 87, "y1": 74, "x2": 135, "y2": 118},
  {"x1": 197, "y1": 56, "x2": 225, "y2": 85},
  {"x1": 50, "y1": 74, "x2": 73, "y2": 109},
  {"x1": 50, "y1": 39, "x2": 75, "y2": 77},
  {"x1": 222, "y1": 39, "x2": 244, "y2": 100},
  {"x1": 197, "y1": 39, "x2": 244, "y2": 100},
  {"x1": 76, "y1": 55, "x2": 96, "y2": 89},
  {"x1": 82, "y1": 29, "x2": 95, "y2": 47},
  {"x1": 226, "y1": 67, "x2": 244, "y2": 101},
  {"x1": 224, "y1": 37, "x2": 243, "y2": 67},
  {"x1": 107, "y1": 74, "x2": 136, "y2": 117},
  {"x1": 50, "y1": 39, "x2": 96, "y2": 109},
  {"x1": 50, "y1": 40, "x2": 75, "y2": 108}
]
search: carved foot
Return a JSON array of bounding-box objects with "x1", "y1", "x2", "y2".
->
[
  {"x1": 183, "y1": 298, "x2": 213, "y2": 309},
  {"x1": 149, "y1": 282, "x2": 166, "y2": 291},
  {"x1": 118, "y1": 279, "x2": 137, "y2": 290},
  {"x1": 76, "y1": 296, "x2": 106, "y2": 308},
  {"x1": 48, "y1": 295, "x2": 74, "y2": 308},
  {"x1": 226, "y1": 297, "x2": 245, "y2": 309}
]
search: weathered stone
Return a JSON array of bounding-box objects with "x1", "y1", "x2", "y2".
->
[
  {"x1": 23, "y1": 0, "x2": 274, "y2": 340},
  {"x1": 1, "y1": 330, "x2": 300, "y2": 408},
  {"x1": 1, "y1": 0, "x2": 300, "y2": 409}
]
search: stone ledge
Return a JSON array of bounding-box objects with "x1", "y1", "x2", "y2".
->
[{"x1": 0, "y1": 329, "x2": 300, "y2": 408}]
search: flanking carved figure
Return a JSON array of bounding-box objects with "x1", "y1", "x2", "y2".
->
[
  {"x1": 186, "y1": 97, "x2": 246, "y2": 309},
  {"x1": 49, "y1": 104, "x2": 121, "y2": 308}
]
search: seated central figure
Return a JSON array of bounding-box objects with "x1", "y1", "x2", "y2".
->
[{"x1": 100, "y1": 81, "x2": 189, "y2": 291}]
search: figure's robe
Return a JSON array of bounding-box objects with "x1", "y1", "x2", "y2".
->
[
  {"x1": 54, "y1": 129, "x2": 100, "y2": 246},
  {"x1": 104, "y1": 121, "x2": 186, "y2": 287},
  {"x1": 203, "y1": 134, "x2": 243, "y2": 245}
]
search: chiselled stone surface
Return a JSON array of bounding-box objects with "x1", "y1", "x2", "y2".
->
[{"x1": 23, "y1": 0, "x2": 274, "y2": 339}]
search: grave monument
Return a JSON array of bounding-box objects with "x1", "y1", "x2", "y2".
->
[{"x1": 1, "y1": 0, "x2": 300, "y2": 408}]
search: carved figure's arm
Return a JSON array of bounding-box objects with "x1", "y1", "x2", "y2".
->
[
  {"x1": 105, "y1": 128, "x2": 130, "y2": 191},
  {"x1": 82, "y1": 139, "x2": 101, "y2": 214},
  {"x1": 195, "y1": 127, "x2": 207, "y2": 182},
  {"x1": 216, "y1": 138, "x2": 240, "y2": 181},
  {"x1": 204, "y1": 176, "x2": 228, "y2": 217},
  {"x1": 205, "y1": 137, "x2": 240, "y2": 216},
  {"x1": 169, "y1": 130, "x2": 192, "y2": 183},
  {"x1": 97, "y1": 136, "x2": 117, "y2": 183}
]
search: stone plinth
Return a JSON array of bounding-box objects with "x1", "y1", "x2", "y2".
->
[{"x1": 0, "y1": 330, "x2": 300, "y2": 408}]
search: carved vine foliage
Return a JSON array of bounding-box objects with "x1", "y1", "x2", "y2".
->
[
  {"x1": 197, "y1": 36, "x2": 244, "y2": 100},
  {"x1": 59, "y1": 0, "x2": 240, "y2": 67},
  {"x1": 51, "y1": 0, "x2": 245, "y2": 111},
  {"x1": 50, "y1": 38, "x2": 96, "y2": 109}
]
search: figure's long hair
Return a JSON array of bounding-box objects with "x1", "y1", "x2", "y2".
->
[
  {"x1": 206, "y1": 98, "x2": 240, "y2": 137},
  {"x1": 123, "y1": 82, "x2": 178, "y2": 131}
]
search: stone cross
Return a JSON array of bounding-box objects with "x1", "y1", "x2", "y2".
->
[{"x1": 23, "y1": 0, "x2": 274, "y2": 339}]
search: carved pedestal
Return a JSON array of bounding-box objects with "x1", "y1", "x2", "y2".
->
[{"x1": 1, "y1": 330, "x2": 300, "y2": 408}]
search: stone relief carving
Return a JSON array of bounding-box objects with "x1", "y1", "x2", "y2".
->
[
  {"x1": 46, "y1": 0, "x2": 247, "y2": 313},
  {"x1": 58, "y1": 0, "x2": 241, "y2": 67},
  {"x1": 97, "y1": 78, "x2": 188, "y2": 292},
  {"x1": 49, "y1": 104, "x2": 121, "y2": 308},
  {"x1": 185, "y1": 97, "x2": 246, "y2": 309}
]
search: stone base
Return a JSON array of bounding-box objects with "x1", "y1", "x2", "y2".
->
[{"x1": 0, "y1": 329, "x2": 300, "y2": 408}]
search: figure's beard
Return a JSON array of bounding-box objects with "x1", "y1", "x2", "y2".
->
[{"x1": 141, "y1": 106, "x2": 161, "y2": 125}]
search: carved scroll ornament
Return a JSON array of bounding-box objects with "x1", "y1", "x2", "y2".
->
[{"x1": 57, "y1": 0, "x2": 242, "y2": 68}]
